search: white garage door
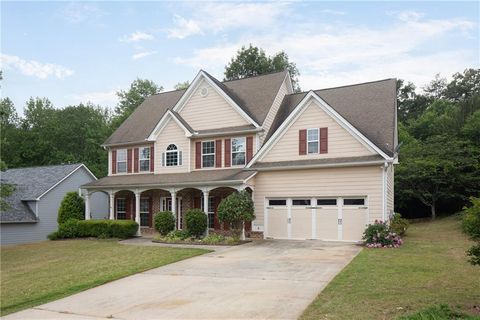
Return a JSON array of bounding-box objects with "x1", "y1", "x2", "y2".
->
[{"x1": 265, "y1": 197, "x2": 368, "y2": 241}]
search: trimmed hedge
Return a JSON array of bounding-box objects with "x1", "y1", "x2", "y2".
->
[
  {"x1": 154, "y1": 211, "x2": 175, "y2": 236},
  {"x1": 48, "y1": 220, "x2": 138, "y2": 240}
]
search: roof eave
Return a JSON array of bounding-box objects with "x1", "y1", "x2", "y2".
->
[{"x1": 248, "y1": 159, "x2": 389, "y2": 172}]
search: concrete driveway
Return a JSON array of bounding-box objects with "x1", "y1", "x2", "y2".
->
[{"x1": 5, "y1": 240, "x2": 360, "y2": 320}]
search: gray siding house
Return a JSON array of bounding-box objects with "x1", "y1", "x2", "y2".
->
[{"x1": 1, "y1": 164, "x2": 108, "y2": 245}]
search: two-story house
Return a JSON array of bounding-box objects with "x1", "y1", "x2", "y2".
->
[{"x1": 82, "y1": 70, "x2": 397, "y2": 241}]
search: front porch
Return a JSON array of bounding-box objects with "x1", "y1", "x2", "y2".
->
[{"x1": 83, "y1": 170, "x2": 254, "y2": 235}]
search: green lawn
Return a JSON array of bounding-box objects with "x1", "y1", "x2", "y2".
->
[
  {"x1": 301, "y1": 216, "x2": 480, "y2": 320},
  {"x1": 0, "y1": 239, "x2": 209, "y2": 316}
]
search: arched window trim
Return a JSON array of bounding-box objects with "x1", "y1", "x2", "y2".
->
[{"x1": 164, "y1": 144, "x2": 182, "y2": 167}]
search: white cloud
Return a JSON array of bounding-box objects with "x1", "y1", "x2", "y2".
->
[
  {"x1": 120, "y1": 31, "x2": 155, "y2": 43},
  {"x1": 59, "y1": 2, "x2": 106, "y2": 24},
  {"x1": 0, "y1": 54, "x2": 74, "y2": 79},
  {"x1": 167, "y1": 15, "x2": 202, "y2": 39},
  {"x1": 132, "y1": 51, "x2": 157, "y2": 60},
  {"x1": 167, "y1": 2, "x2": 289, "y2": 39},
  {"x1": 174, "y1": 13, "x2": 477, "y2": 90},
  {"x1": 69, "y1": 89, "x2": 118, "y2": 106}
]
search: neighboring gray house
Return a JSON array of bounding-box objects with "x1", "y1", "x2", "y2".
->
[{"x1": 1, "y1": 164, "x2": 108, "y2": 245}]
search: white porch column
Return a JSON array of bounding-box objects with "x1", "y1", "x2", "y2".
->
[
  {"x1": 109, "y1": 191, "x2": 115, "y2": 220},
  {"x1": 135, "y1": 190, "x2": 141, "y2": 236},
  {"x1": 203, "y1": 189, "x2": 209, "y2": 236},
  {"x1": 170, "y1": 189, "x2": 177, "y2": 230},
  {"x1": 236, "y1": 185, "x2": 246, "y2": 240},
  {"x1": 85, "y1": 192, "x2": 91, "y2": 220}
]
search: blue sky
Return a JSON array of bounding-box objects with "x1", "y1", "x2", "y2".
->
[{"x1": 2, "y1": 1, "x2": 479, "y2": 114}]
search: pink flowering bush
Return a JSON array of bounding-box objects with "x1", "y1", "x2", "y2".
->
[{"x1": 363, "y1": 220, "x2": 403, "y2": 248}]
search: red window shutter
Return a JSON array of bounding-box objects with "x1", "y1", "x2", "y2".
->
[
  {"x1": 224, "y1": 139, "x2": 231, "y2": 167},
  {"x1": 246, "y1": 136, "x2": 253, "y2": 163},
  {"x1": 320, "y1": 127, "x2": 328, "y2": 154},
  {"x1": 299, "y1": 130, "x2": 307, "y2": 155},
  {"x1": 195, "y1": 142, "x2": 201, "y2": 169},
  {"x1": 150, "y1": 145, "x2": 155, "y2": 171},
  {"x1": 133, "y1": 148, "x2": 139, "y2": 173},
  {"x1": 111, "y1": 150, "x2": 117, "y2": 174},
  {"x1": 127, "y1": 149, "x2": 132, "y2": 173},
  {"x1": 215, "y1": 140, "x2": 222, "y2": 168}
]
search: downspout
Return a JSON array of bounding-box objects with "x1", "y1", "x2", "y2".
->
[{"x1": 382, "y1": 162, "x2": 388, "y2": 222}]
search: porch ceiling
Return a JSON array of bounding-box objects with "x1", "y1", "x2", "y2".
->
[{"x1": 82, "y1": 169, "x2": 255, "y2": 190}]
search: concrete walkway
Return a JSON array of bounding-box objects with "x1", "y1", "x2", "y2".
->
[{"x1": 5, "y1": 240, "x2": 361, "y2": 320}]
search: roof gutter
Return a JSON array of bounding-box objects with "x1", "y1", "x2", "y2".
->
[
  {"x1": 83, "y1": 179, "x2": 251, "y2": 190},
  {"x1": 101, "y1": 140, "x2": 153, "y2": 148},
  {"x1": 190, "y1": 127, "x2": 264, "y2": 139},
  {"x1": 246, "y1": 159, "x2": 388, "y2": 172}
]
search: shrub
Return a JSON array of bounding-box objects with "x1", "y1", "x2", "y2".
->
[
  {"x1": 217, "y1": 190, "x2": 255, "y2": 233},
  {"x1": 389, "y1": 213, "x2": 409, "y2": 236},
  {"x1": 466, "y1": 243, "x2": 480, "y2": 266},
  {"x1": 461, "y1": 197, "x2": 480, "y2": 267},
  {"x1": 48, "y1": 220, "x2": 138, "y2": 240},
  {"x1": 202, "y1": 233, "x2": 225, "y2": 245},
  {"x1": 363, "y1": 220, "x2": 403, "y2": 248},
  {"x1": 154, "y1": 211, "x2": 175, "y2": 236},
  {"x1": 58, "y1": 192, "x2": 85, "y2": 224},
  {"x1": 462, "y1": 197, "x2": 480, "y2": 240},
  {"x1": 185, "y1": 209, "x2": 207, "y2": 238},
  {"x1": 165, "y1": 230, "x2": 190, "y2": 241}
]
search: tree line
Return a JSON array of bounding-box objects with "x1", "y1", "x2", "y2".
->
[{"x1": 1, "y1": 45, "x2": 478, "y2": 218}]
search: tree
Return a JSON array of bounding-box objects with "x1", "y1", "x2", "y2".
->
[
  {"x1": 396, "y1": 79, "x2": 431, "y2": 123},
  {"x1": 445, "y1": 68, "x2": 480, "y2": 102},
  {"x1": 58, "y1": 192, "x2": 85, "y2": 223},
  {"x1": 423, "y1": 74, "x2": 447, "y2": 99},
  {"x1": 174, "y1": 81, "x2": 190, "y2": 90},
  {"x1": 217, "y1": 190, "x2": 255, "y2": 239},
  {"x1": 224, "y1": 44, "x2": 301, "y2": 92},
  {"x1": 111, "y1": 79, "x2": 163, "y2": 129}
]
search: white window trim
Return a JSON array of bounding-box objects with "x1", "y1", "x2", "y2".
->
[
  {"x1": 307, "y1": 128, "x2": 319, "y2": 154},
  {"x1": 139, "y1": 147, "x2": 150, "y2": 172},
  {"x1": 116, "y1": 149, "x2": 127, "y2": 174},
  {"x1": 201, "y1": 140, "x2": 215, "y2": 168},
  {"x1": 116, "y1": 197, "x2": 126, "y2": 218},
  {"x1": 165, "y1": 144, "x2": 179, "y2": 167},
  {"x1": 231, "y1": 137, "x2": 246, "y2": 166}
]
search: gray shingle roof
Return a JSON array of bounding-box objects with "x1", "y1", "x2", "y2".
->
[
  {"x1": 83, "y1": 169, "x2": 255, "y2": 189},
  {"x1": 103, "y1": 70, "x2": 288, "y2": 146},
  {"x1": 265, "y1": 79, "x2": 397, "y2": 156},
  {"x1": 1, "y1": 164, "x2": 83, "y2": 223}
]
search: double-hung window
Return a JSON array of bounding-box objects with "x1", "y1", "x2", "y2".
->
[
  {"x1": 139, "y1": 147, "x2": 150, "y2": 172},
  {"x1": 307, "y1": 128, "x2": 319, "y2": 154},
  {"x1": 166, "y1": 144, "x2": 178, "y2": 166},
  {"x1": 231, "y1": 137, "x2": 246, "y2": 166},
  {"x1": 116, "y1": 198, "x2": 126, "y2": 219},
  {"x1": 140, "y1": 198, "x2": 150, "y2": 226},
  {"x1": 202, "y1": 141, "x2": 215, "y2": 168},
  {"x1": 116, "y1": 149, "x2": 127, "y2": 173}
]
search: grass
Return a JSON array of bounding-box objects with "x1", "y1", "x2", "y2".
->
[
  {"x1": 301, "y1": 216, "x2": 480, "y2": 320},
  {"x1": 398, "y1": 304, "x2": 478, "y2": 320},
  {"x1": 0, "y1": 239, "x2": 209, "y2": 316}
]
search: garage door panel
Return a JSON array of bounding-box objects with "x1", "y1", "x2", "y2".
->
[
  {"x1": 342, "y1": 208, "x2": 367, "y2": 241},
  {"x1": 291, "y1": 208, "x2": 311, "y2": 239},
  {"x1": 316, "y1": 208, "x2": 338, "y2": 240},
  {"x1": 267, "y1": 208, "x2": 288, "y2": 239}
]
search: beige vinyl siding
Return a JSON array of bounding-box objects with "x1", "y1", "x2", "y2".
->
[
  {"x1": 253, "y1": 166, "x2": 383, "y2": 226},
  {"x1": 155, "y1": 120, "x2": 190, "y2": 173},
  {"x1": 260, "y1": 80, "x2": 290, "y2": 145},
  {"x1": 261, "y1": 100, "x2": 374, "y2": 162},
  {"x1": 386, "y1": 163, "x2": 394, "y2": 219},
  {"x1": 190, "y1": 134, "x2": 258, "y2": 170},
  {"x1": 178, "y1": 80, "x2": 250, "y2": 130}
]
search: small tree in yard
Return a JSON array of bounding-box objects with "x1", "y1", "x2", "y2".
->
[
  {"x1": 58, "y1": 192, "x2": 85, "y2": 224},
  {"x1": 217, "y1": 190, "x2": 255, "y2": 240}
]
